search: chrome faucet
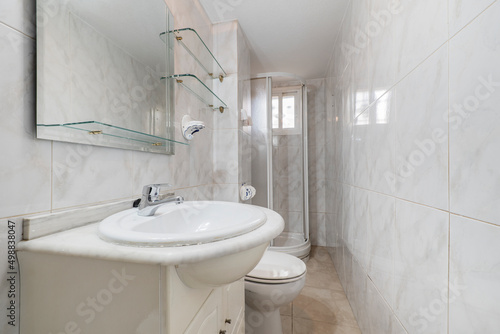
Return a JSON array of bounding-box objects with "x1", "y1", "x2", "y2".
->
[{"x1": 137, "y1": 183, "x2": 184, "y2": 216}]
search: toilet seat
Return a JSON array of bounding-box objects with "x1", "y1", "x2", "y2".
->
[{"x1": 245, "y1": 251, "x2": 307, "y2": 284}]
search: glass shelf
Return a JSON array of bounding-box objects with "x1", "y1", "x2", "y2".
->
[
  {"x1": 162, "y1": 74, "x2": 227, "y2": 112},
  {"x1": 37, "y1": 121, "x2": 187, "y2": 153},
  {"x1": 160, "y1": 28, "x2": 226, "y2": 81}
]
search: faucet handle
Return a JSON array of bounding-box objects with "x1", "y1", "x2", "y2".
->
[{"x1": 142, "y1": 183, "x2": 173, "y2": 201}]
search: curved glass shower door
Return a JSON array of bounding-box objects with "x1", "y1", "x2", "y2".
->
[{"x1": 250, "y1": 75, "x2": 310, "y2": 260}]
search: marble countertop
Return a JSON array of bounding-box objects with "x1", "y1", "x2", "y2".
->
[{"x1": 17, "y1": 206, "x2": 284, "y2": 266}]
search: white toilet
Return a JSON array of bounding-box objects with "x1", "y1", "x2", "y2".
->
[{"x1": 244, "y1": 251, "x2": 307, "y2": 334}]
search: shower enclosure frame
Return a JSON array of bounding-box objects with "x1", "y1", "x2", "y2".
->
[{"x1": 251, "y1": 72, "x2": 310, "y2": 259}]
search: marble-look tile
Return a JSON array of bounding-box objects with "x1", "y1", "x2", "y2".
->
[
  {"x1": 213, "y1": 129, "x2": 239, "y2": 184},
  {"x1": 309, "y1": 213, "x2": 326, "y2": 247},
  {"x1": 180, "y1": 185, "x2": 213, "y2": 202},
  {"x1": 325, "y1": 212, "x2": 338, "y2": 248},
  {"x1": 308, "y1": 144, "x2": 326, "y2": 182},
  {"x1": 213, "y1": 74, "x2": 239, "y2": 130},
  {"x1": 353, "y1": 90, "x2": 395, "y2": 195},
  {"x1": 36, "y1": 0, "x2": 72, "y2": 125},
  {"x1": 348, "y1": 0, "x2": 371, "y2": 119},
  {"x1": 276, "y1": 177, "x2": 304, "y2": 213},
  {"x1": 189, "y1": 128, "x2": 213, "y2": 186},
  {"x1": 349, "y1": 257, "x2": 367, "y2": 332},
  {"x1": 341, "y1": 185, "x2": 355, "y2": 253},
  {"x1": 341, "y1": 120, "x2": 355, "y2": 185},
  {"x1": 165, "y1": 0, "x2": 212, "y2": 39},
  {"x1": 341, "y1": 246, "x2": 353, "y2": 301},
  {"x1": 364, "y1": 190, "x2": 396, "y2": 308},
  {"x1": 281, "y1": 315, "x2": 292, "y2": 334},
  {"x1": 351, "y1": 188, "x2": 369, "y2": 270},
  {"x1": 304, "y1": 267, "x2": 343, "y2": 292},
  {"x1": 212, "y1": 20, "x2": 237, "y2": 77},
  {"x1": 0, "y1": 25, "x2": 51, "y2": 219},
  {"x1": 390, "y1": 317, "x2": 407, "y2": 334},
  {"x1": 393, "y1": 0, "x2": 448, "y2": 80},
  {"x1": 308, "y1": 178, "x2": 326, "y2": 214},
  {"x1": 331, "y1": 243, "x2": 344, "y2": 288},
  {"x1": 294, "y1": 287, "x2": 355, "y2": 326},
  {"x1": 212, "y1": 183, "x2": 239, "y2": 202},
  {"x1": 274, "y1": 134, "x2": 302, "y2": 148},
  {"x1": 69, "y1": 13, "x2": 166, "y2": 134},
  {"x1": 280, "y1": 302, "x2": 292, "y2": 317},
  {"x1": 449, "y1": 2, "x2": 500, "y2": 226},
  {"x1": 169, "y1": 143, "x2": 192, "y2": 189},
  {"x1": 309, "y1": 245, "x2": 336, "y2": 264},
  {"x1": 449, "y1": 215, "x2": 500, "y2": 332},
  {"x1": 394, "y1": 200, "x2": 449, "y2": 334},
  {"x1": 395, "y1": 45, "x2": 449, "y2": 211},
  {"x1": 323, "y1": 0, "x2": 500, "y2": 331},
  {"x1": 278, "y1": 211, "x2": 303, "y2": 234},
  {"x1": 52, "y1": 142, "x2": 136, "y2": 209},
  {"x1": 368, "y1": 0, "x2": 396, "y2": 98},
  {"x1": 293, "y1": 318, "x2": 361, "y2": 334},
  {"x1": 238, "y1": 130, "x2": 252, "y2": 184},
  {"x1": 0, "y1": 0, "x2": 35, "y2": 37},
  {"x1": 237, "y1": 29, "x2": 251, "y2": 134},
  {"x1": 365, "y1": 279, "x2": 393, "y2": 334},
  {"x1": 449, "y1": 0, "x2": 497, "y2": 37},
  {"x1": 131, "y1": 151, "x2": 174, "y2": 194},
  {"x1": 276, "y1": 144, "x2": 303, "y2": 180},
  {"x1": 307, "y1": 83, "x2": 327, "y2": 147}
]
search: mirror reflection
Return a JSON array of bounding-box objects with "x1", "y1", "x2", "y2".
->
[{"x1": 36, "y1": 0, "x2": 179, "y2": 154}]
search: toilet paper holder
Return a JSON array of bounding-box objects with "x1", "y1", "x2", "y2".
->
[{"x1": 240, "y1": 183, "x2": 256, "y2": 201}]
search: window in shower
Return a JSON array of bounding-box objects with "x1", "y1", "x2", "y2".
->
[{"x1": 271, "y1": 86, "x2": 302, "y2": 135}]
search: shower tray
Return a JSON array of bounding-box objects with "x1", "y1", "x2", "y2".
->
[{"x1": 269, "y1": 232, "x2": 311, "y2": 261}]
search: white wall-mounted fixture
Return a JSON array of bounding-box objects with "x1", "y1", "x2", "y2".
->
[
  {"x1": 240, "y1": 183, "x2": 256, "y2": 201},
  {"x1": 182, "y1": 115, "x2": 205, "y2": 140}
]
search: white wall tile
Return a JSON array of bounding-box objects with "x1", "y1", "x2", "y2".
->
[
  {"x1": 213, "y1": 129, "x2": 239, "y2": 184},
  {"x1": 449, "y1": 2, "x2": 500, "y2": 226},
  {"x1": 449, "y1": 0, "x2": 497, "y2": 36},
  {"x1": 450, "y1": 215, "x2": 500, "y2": 333},
  {"x1": 213, "y1": 183, "x2": 239, "y2": 202},
  {"x1": 328, "y1": 1, "x2": 500, "y2": 333},
  {"x1": 395, "y1": 45, "x2": 449, "y2": 210},
  {"x1": 309, "y1": 212, "x2": 326, "y2": 246},
  {"x1": 0, "y1": 0, "x2": 35, "y2": 37},
  {"x1": 394, "y1": 200, "x2": 449, "y2": 334},
  {"x1": 0, "y1": 26, "x2": 51, "y2": 219},
  {"x1": 52, "y1": 142, "x2": 136, "y2": 209},
  {"x1": 353, "y1": 94, "x2": 395, "y2": 195},
  {"x1": 393, "y1": 0, "x2": 448, "y2": 80}
]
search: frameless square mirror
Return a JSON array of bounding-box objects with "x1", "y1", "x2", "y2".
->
[{"x1": 36, "y1": 0, "x2": 184, "y2": 154}]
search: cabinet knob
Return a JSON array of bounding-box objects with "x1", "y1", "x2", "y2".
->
[
  {"x1": 219, "y1": 331, "x2": 227, "y2": 334},
  {"x1": 225, "y1": 319, "x2": 232, "y2": 324}
]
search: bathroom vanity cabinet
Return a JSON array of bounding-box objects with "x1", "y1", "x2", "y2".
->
[
  {"x1": 18, "y1": 251, "x2": 244, "y2": 334},
  {"x1": 17, "y1": 204, "x2": 283, "y2": 333}
]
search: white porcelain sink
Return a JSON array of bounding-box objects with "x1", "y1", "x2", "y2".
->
[{"x1": 98, "y1": 201, "x2": 267, "y2": 247}]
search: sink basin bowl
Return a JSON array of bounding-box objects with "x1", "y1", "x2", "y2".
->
[{"x1": 98, "y1": 201, "x2": 267, "y2": 247}]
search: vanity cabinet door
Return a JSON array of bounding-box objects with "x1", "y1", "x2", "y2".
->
[
  {"x1": 184, "y1": 288, "x2": 224, "y2": 334},
  {"x1": 222, "y1": 279, "x2": 245, "y2": 334}
]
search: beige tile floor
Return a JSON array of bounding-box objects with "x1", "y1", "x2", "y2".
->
[{"x1": 280, "y1": 246, "x2": 361, "y2": 334}]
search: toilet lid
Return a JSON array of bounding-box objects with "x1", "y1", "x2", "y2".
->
[{"x1": 246, "y1": 251, "x2": 306, "y2": 281}]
